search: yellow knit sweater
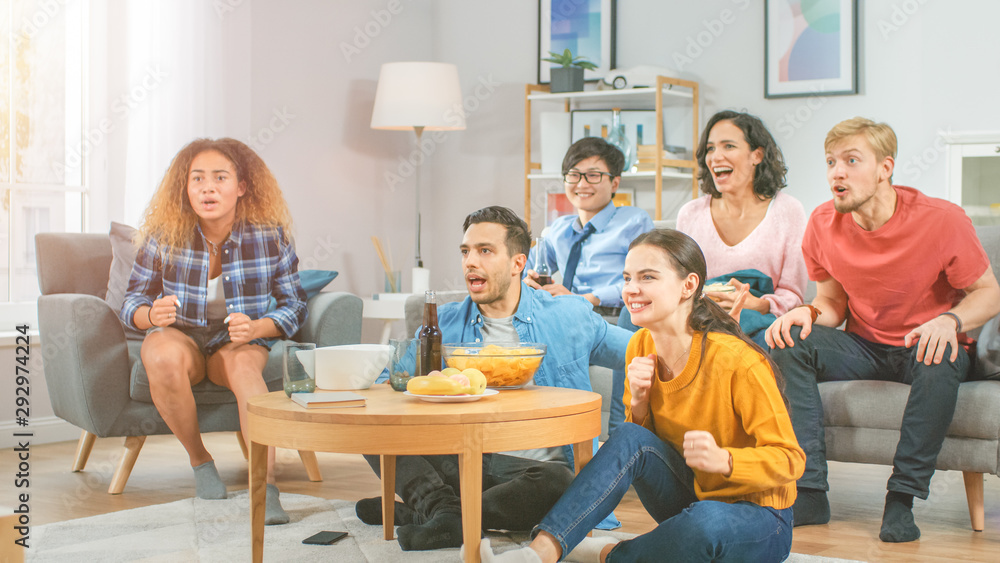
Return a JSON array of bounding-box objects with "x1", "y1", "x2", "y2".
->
[{"x1": 624, "y1": 329, "x2": 805, "y2": 510}]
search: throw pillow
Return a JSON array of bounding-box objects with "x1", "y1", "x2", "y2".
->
[
  {"x1": 105, "y1": 222, "x2": 146, "y2": 339},
  {"x1": 976, "y1": 315, "x2": 1000, "y2": 381},
  {"x1": 267, "y1": 269, "x2": 339, "y2": 311}
]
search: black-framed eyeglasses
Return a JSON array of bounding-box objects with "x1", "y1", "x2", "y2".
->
[{"x1": 563, "y1": 170, "x2": 615, "y2": 184}]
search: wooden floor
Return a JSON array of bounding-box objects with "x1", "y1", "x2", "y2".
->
[{"x1": 10, "y1": 432, "x2": 1000, "y2": 562}]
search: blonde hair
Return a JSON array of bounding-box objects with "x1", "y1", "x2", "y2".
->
[
  {"x1": 137, "y1": 138, "x2": 292, "y2": 253},
  {"x1": 825, "y1": 117, "x2": 897, "y2": 162}
]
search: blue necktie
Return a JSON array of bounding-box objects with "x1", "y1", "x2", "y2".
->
[{"x1": 562, "y1": 222, "x2": 596, "y2": 292}]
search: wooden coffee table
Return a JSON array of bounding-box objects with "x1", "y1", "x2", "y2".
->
[{"x1": 247, "y1": 384, "x2": 602, "y2": 563}]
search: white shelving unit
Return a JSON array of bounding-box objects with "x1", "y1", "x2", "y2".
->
[
  {"x1": 943, "y1": 131, "x2": 1000, "y2": 226},
  {"x1": 523, "y1": 76, "x2": 700, "y2": 231}
]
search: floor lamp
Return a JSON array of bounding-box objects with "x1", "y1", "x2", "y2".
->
[{"x1": 370, "y1": 62, "x2": 466, "y2": 293}]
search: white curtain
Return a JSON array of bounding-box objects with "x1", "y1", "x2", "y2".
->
[{"x1": 119, "y1": 0, "x2": 231, "y2": 226}]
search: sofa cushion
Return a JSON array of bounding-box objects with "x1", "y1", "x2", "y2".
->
[
  {"x1": 128, "y1": 339, "x2": 287, "y2": 404},
  {"x1": 820, "y1": 379, "x2": 1000, "y2": 441}
]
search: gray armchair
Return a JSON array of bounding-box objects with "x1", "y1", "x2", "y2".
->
[
  {"x1": 35, "y1": 232, "x2": 363, "y2": 494},
  {"x1": 817, "y1": 225, "x2": 1000, "y2": 531}
]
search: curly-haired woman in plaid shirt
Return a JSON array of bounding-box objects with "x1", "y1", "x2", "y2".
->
[{"x1": 121, "y1": 138, "x2": 307, "y2": 525}]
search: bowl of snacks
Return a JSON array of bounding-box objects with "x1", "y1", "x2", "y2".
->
[{"x1": 441, "y1": 343, "x2": 547, "y2": 389}]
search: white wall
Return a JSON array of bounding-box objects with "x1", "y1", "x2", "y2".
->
[
  {"x1": 16, "y1": 0, "x2": 1000, "y2": 444},
  {"x1": 247, "y1": 0, "x2": 437, "y2": 341},
  {"x1": 612, "y1": 0, "x2": 1000, "y2": 212},
  {"x1": 239, "y1": 0, "x2": 1000, "y2": 337}
]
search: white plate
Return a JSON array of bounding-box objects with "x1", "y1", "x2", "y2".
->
[{"x1": 404, "y1": 389, "x2": 499, "y2": 403}]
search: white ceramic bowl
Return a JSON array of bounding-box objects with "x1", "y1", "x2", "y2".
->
[{"x1": 298, "y1": 344, "x2": 391, "y2": 390}]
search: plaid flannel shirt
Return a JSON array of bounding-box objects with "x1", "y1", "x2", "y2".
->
[{"x1": 120, "y1": 222, "x2": 307, "y2": 350}]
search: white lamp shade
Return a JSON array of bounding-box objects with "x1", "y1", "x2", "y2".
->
[{"x1": 370, "y1": 62, "x2": 467, "y2": 131}]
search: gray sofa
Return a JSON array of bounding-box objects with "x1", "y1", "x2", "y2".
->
[
  {"x1": 817, "y1": 224, "x2": 1000, "y2": 531},
  {"x1": 36, "y1": 232, "x2": 363, "y2": 493},
  {"x1": 401, "y1": 225, "x2": 1000, "y2": 532}
]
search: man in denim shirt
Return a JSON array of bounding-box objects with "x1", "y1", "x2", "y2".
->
[{"x1": 357, "y1": 206, "x2": 630, "y2": 551}]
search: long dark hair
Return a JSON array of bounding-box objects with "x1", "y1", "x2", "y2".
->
[
  {"x1": 695, "y1": 110, "x2": 788, "y2": 200},
  {"x1": 628, "y1": 229, "x2": 786, "y2": 397}
]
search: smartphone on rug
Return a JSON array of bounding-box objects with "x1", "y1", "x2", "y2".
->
[{"x1": 302, "y1": 530, "x2": 349, "y2": 545}]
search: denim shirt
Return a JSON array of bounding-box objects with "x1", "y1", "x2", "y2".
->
[
  {"x1": 388, "y1": 283, "x2": 631, "y2": 466},
  {"x1": 436, "y1": 283, "x2": 629, "y2": 390}
]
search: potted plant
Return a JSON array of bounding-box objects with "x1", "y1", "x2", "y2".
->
[{"x1": 542, "y1": 49, "x2": 597, "y2": 93}]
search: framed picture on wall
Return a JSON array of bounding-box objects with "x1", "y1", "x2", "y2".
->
[
  {"x1": 538, "y1": 0, "x2": 617, "y2": 84},
  {"x1": 764, "y1": 0, "x2": 858, "y2": 98}
]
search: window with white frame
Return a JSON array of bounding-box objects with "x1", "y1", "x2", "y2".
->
[{"x1": 0, "y1": 0, "x2": 86, "y2": 304}]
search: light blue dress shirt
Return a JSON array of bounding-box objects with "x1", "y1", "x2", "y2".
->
[{"x1": 527, "y1": 203, "x2": 654, "y2": 307}]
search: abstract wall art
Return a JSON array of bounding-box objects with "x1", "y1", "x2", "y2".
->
[{"x1": 765, "y1": 0, "x2": 858, "y2": 98}]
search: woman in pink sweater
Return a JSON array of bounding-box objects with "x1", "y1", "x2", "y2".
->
[{"x1": 677, "y1": 110, "x2": 807, "y2": 319}]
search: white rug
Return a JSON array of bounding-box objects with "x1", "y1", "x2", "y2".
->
[{"x1": 28, "y1": 491, "x2": 863, "y2": 562}]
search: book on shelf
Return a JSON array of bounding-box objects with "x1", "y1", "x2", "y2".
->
[{"x1": 290, "y1": 391, "x2": 366, "y2": 409}]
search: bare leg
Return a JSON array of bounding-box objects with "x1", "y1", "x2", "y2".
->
[
  {"x1": 207, "y1": 343, "x2": 274, "y2": 482},
  {"x1": 528, "y1": 532, "x2": 563, "y2": 562},
  {"x1": 208, "y1": 343, "x2": 288, "y2": 524},
  {"x1": 484, "y1": 531, "x2": 617, "y2": 563},
  {"x1": 473, "y1": 531, "x2": 562, "y2": 563},
  {"x1": 141, "y1": 328, "x2": 210, "y2": 466}
]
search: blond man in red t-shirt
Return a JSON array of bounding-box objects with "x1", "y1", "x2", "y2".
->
[{"x1": 764, "y1": 117, "x2": 1000, "y2": 543}]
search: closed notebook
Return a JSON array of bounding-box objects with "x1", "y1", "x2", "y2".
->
[{"x1": 290, "y1": 392, "x2": 366, "y2": 409}]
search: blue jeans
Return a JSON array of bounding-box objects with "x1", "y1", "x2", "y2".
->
[
  {"x1": 770, "y1": 325, "x2": 968, "y2": 498},
  {"x1": 537, "y1": 424, "x2": 794, "y2": 562}
]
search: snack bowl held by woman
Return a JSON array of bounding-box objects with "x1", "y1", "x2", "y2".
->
[
  {"x1": 442, "y1": 342, "x2": 547, "y2": 389},
  {"x1": 298, "y1": 344, "x2": 391, "y2": 390}
]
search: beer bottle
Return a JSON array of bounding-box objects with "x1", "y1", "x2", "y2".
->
[
  {"x1": 534, "y1": 237, "x2": 553, "y2": 286},
  {"x1": 418, "y1": 290, "x2": 442, "y2": 376}
]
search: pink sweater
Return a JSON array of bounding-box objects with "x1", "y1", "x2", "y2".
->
[{"x1": 676, "y1": 192, "x2": 808, "y2": 316}]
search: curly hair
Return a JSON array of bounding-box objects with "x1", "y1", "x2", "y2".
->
[
  {"x1": 695, "y1": 110, "x2": 787, "y2": 200},
  {"x1": 137, "y1": 138, "x2": 292, "y2": 252}
]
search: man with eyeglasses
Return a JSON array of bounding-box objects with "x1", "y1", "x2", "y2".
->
[{"x1": 525, "y1": 137, "x2": 654, "y2": 316}]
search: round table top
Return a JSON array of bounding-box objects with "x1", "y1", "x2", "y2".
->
[{"x1": 247, "y1": 384, "x2": 602, "y2": 426}]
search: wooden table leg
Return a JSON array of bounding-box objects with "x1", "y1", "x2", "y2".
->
[
  {"x1": 249, "y1": 439, "x2": 268, "y2": 563},
  {"x1": 574, "y1": 439, "x2": 595, "y2": 538},
  {"x1": 573, "y1": 438, "x2": 594, "y2": 474},
  {"x1": 381, "y1": 455, "x2": 396, "y2": 540},
  {"x1": 459, "y1": 426, "x2": 484, "y2": 563}
]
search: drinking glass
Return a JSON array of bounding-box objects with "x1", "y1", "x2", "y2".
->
[
  {"x1": 389, "y1": 338, "x2": 418, "y2": 392},
  {"x1": 283, "y1": 342, "x2": 317, "y2": 397}
]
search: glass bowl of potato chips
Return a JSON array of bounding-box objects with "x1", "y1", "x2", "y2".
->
[{"x1": 441, "y1": 343, "x2": 547, "y2": 389}]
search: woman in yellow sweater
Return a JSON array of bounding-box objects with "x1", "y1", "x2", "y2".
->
[{"x1": 476, "y1": 229, "x2": 805, "y2": 562}]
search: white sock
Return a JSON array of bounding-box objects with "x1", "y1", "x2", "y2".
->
[
  {"x1": 462, "y1": 538, "x2": 543, "y2": 563},
  {"x1": 565, "y1": 536, "x2": 619, "y2": 563}
]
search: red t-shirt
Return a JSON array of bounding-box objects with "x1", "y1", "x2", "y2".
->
[{"x1": 802, "y1": 186, "x2": 989, "y2": 346}]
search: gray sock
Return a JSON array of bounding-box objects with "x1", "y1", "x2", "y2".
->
[
  {"x1": 265, "y1": 483, "x2": 290, "y2": 525},
  {"x1": 192, "y1": 461, "x2": 227, "y2": 500}
]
